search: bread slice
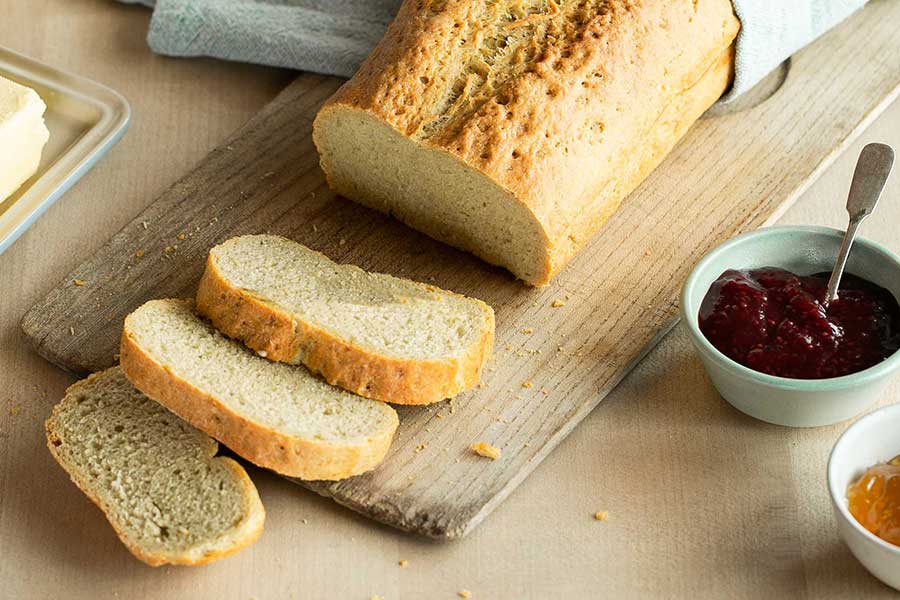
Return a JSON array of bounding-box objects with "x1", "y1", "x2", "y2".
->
[
  {"x1": 195, "y1": 235, "x2": 494, "y2": 405},
  {"x1": 120, "y1": 299, "x2": 399, "y2": 480},
  {"x1": 312, "y1": 1, "x2": 739, "y2": 285},
  {"x1": 45, "y1": 367, "x2": 265, "y2": 567}
]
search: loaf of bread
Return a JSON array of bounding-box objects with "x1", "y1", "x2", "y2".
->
[
  {"x1": 196, "y1": 235, "x2": 494, "y2": 405},
  {"x1": 313, "y1": 0, "x2": 740, "y2": 285},
  {"x1": 46, "y1": 367, "x2": 265, "y2": 566},
  {"x1": 120, "y1": 299, "x2": 399, "y2": 480}
]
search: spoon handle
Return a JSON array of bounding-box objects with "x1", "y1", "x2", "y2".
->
[
  {"x1": 825, "y1": 142, "x2": 894, "y2": 304},
  {"x1": 825, "y1": 217, "x2": 864, "y2": 304}
]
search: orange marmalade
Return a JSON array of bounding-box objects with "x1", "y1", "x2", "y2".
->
[{"x1": 847, "y1": 455, "x2": 900, "y2": 546}]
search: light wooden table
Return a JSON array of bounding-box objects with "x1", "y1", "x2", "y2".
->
[{"x1": 2, "y1": 2, "x2": 899, "y2": 599}]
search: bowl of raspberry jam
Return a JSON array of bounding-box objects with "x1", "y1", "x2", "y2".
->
[{"x1": 682, "y1": 226, "x2": 900, "y2": 427}]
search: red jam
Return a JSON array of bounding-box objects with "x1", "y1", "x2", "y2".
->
[{"x1": 698, "y1": 267, "x2": 900, "y2": 379}]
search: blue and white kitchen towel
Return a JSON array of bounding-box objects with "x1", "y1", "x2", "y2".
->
[{"x1": 119, "y1": 0, "x2": 867, "y2": 101}]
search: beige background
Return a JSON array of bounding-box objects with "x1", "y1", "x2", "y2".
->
[{"x1": 1, "y1": 1, "x2": 899, "y2": 598}]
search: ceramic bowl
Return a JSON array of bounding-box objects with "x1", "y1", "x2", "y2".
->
[
  {"x1": 828, "y1": 403, "x2": 900, "y2": 590},
  {"x1": 681, "y1": 225, "x2": 900, "y2": 427}
]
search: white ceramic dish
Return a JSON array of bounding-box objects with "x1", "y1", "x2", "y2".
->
[
  {"x1": 0, "y1": 46, "x2": 130, "y2": 256},
  {"x1": 682, "y1": 226, "x2": 900, "y2": 427},
  {"x1": 828, "y1": 402, "x2": 900, "y2": 590}
]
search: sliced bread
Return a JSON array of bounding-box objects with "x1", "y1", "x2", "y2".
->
[
  {"x1": 312, "y1": 1, "x2": 738, "y2": 285},
  {"x1": 120, "y1": 299, "x2": 399, "y2": 480},
  {"x1": 195, "y1": 235, "x2": 495, "y2": 405},
  {"x1": 45, "y1": 367, "x2": 265, "y2": 566}
]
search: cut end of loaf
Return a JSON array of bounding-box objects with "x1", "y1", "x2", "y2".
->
[{"x1": 313, "y1": 107, "x2": 553, "y2": 285}]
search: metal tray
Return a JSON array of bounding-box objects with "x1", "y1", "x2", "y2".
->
[{"x1": 0, "y1": 46, "x2": 130, "y2": 255}]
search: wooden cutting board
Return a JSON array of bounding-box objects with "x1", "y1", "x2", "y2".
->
[{"x1": 21, "y1": 1, "x2": 900, "y2": 539}]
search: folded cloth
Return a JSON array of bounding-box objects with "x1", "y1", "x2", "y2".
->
[
  {"x1": 122, "y1": 0, "x2": 401, "y2": 77},
  {"x1": 725, "y1": 0, "x2": 867, "y2": 101},
  {"x1": 120, "y1": 0, "x2": 867, "y2": 101}
]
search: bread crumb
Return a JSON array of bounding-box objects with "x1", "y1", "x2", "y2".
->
[
  {"x1": 398, "y1": 559, "x2": 408, "y2": 567},
  {"x1": 176, "y1": 233, "x2": 186, "y2": 241},
  {"x1": 415, "y1": 443, "x2": 428, "y2": 453},
  {"x1": 72, "y1": 279, "x2": 86, "y2": 287},
  {"x1": 257, "y1": 350, "x2": 268, "y2": 358},
  {"x1": 594, "y1": 511, "x2": 609, "y2": 521},
  {"x1": 435, "y1": 412, "x2": 445, "y2": 419},
  {"x1": 541, "y1": 389, "x2": 550, "y2": 396},
  {"x1": 521, "y1": 327, "x2": 534, "y2": 334},
  {"x1": 644, "y1": 249, "x2": 652, "y2": 257},
  {"x1": 458, "y1": 591, "x2": 472, "y2": 599},
  {"x1": 339, "y1": 238, "x2": 346, "y2": 246},
  {"x1": 521, "y1": 381, "x2": 533, "y2": 388},
  {"x1": 135, "y1": 248, "x2": 144, "y2": 258},
  {"x1": 477, "y1": 382, "x2": 486, "y2": 389},
  {"x1": 471, "y1": 442, "x2": 501, "y2": 460},
  {"x1": 141, "y1": 221, "x2": 148, "y2": 229},
  {"x1": 163, "y1": 246, "x2": 175, "y2": 254},
  {"x1": 69, "y1": 326, "x2": 75, "y2": 336},
  {"x1": 551, "y1": 299, "x2": 565, "y2": 308},
  {"x1": 312, "y1": 223, "x2": 318, "y2": 232},
  {"x1": 301, "y1": 519, "x2": 308, "y2": 524}
]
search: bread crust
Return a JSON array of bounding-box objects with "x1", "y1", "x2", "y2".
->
[
  {"x1": 45, "y1": 369, "x2": 266, "y2": 567},
  {"x1": 314, "y1": 0, "x2": 741, "y2": 285},
  {"x1": 119, "y1": 304, "x2": 399, "y2": 480},
  {"x1": 195, "y1": 245, "x2": 495, "y2": 405}
]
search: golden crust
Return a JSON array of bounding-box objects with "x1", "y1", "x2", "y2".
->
[
  {"x1": 119, "y1": 308, "x2": 399, "y2": 480},
  {"x1": 315, "y1": 0, "x2": 741, "y2": 285},
  {"x1": 45, "y1": 370, "x2": 266, "y2": 567},
  {"x1": 195, "y1": 249, "x2": 495, "y2": 405}
]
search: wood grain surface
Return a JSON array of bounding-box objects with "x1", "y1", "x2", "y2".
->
[{"x1": 18, "y1": 0, "x2": 900, "y2": 541}]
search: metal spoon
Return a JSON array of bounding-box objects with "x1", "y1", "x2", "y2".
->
[{"x1": 824, "y1": 142, "x2": 895, "y2": 305}]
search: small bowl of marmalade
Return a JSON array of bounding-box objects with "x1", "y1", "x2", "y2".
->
[
  {"x1": 829, "y1": 403, "x2": 900, "y2": 590},
  {"x1": 681, "y1": 226, "x2": 900, "y2": 427}
]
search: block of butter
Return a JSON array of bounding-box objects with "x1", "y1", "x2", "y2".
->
[{"x1": 0, "y1": 75, "x2": 50, "y2": 202}]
